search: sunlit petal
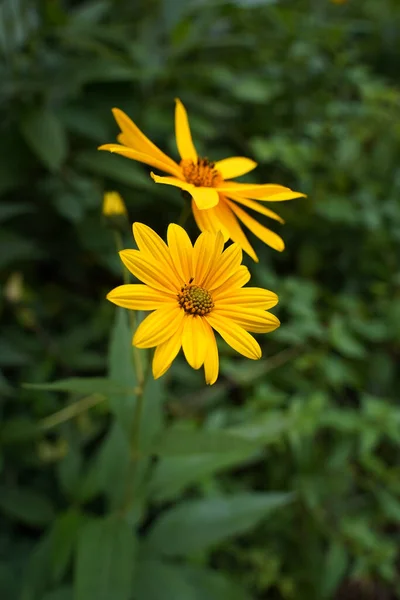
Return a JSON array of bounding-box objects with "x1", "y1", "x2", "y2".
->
[
  {"x1": 226, "y1": 199, "x2": 285, "y2": 252},
  {"x1": 182, "y1": 315, "x2": 209, "y2": 369},
  {"x1": 152, "y1": 319, "x2": 184, "y2": 379},
  {"x1": 212, "y1": 307, "x2": 280, "y2": 333},
  {"x1": 226, "y1": 193, "x2": 285, "y2": 224},
  {"x1": 133, "y1": 223, "x2": 181, "y2": 288},
  {"x1": 98, "y1": 144, "x2": 182, "y2": 178},
  {"x1": 167, "y1": 224, "x2": 193, "y2": 283},
  {"x1": 215, "y1": 156, "x2": 257, "y2": 179},
  {"x1": 119, "y1": 250, "x2": 177, "y2": 296},
  {"x1": 205, "y1": 243, "x2": 243, "y2": 291},
  {"x1": 214, "y1": 287, "x2": 278, "y2": 309},
  {"x1": 190, "y1": 187, "x2": 220, "y2": 210},
  {"x1": 133, "y1": 305, "x2": 184, "y2": 348},
  {"x1": 203, "y1": 321, "x2": 219, "y2": 385},
  {"x1": 175, "y1": 98, "x2": 198, "y2": 161},
  {"x1": 107, "y1": 284, "x2": 168, "y2": 310},
  {"x1": 206, "y1": 312, "x2": 261, "y2": 360},
  {"x1": 111, "y1": 108, "x2": 180, "y2": 172}
]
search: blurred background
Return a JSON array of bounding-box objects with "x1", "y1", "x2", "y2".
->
[{"x1": 1, "y1": 0, "x2": 400, "y2": 599}]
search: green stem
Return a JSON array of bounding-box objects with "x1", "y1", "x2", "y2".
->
[
  {"x1": 40, "y1": 394, "x2": 106, "y2": 430},
  {"x1": 177, "y1": 197, "x2": 192, "y2": 227}
]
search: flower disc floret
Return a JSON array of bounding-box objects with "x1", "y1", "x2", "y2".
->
[
  {"x1": 180, "y1": 158, "x2": 223, "y2": 188},
  {"x1": 178, "y1": 281, "x2": 214, "y2": 315}
]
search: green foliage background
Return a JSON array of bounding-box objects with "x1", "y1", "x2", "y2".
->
[{"x1": 1, "y1": 0, "x2": 400, "y2": 599}]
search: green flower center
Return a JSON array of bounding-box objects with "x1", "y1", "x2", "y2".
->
[
  {"x1": 180, "y1": 158, "x2": 223, "y2": 188},
  {"x1": 177, "y1": 280, "x2": 214, "y2": 315}
]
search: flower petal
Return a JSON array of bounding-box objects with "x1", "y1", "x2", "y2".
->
[
  {"x1": 212, "y1": 307, "x2": 280, "y2": 333},
  {"x1": 133, "y1": 305, "x2": 184, "y2": 348},
  {"x1": 152, "y1": 318, "x2": 185, "y2": 379},
  {"x1": 150, "y1": 172, "x2": 194, "y2": 192},
  {"x1": 217, "y1": 182, "x2": 304, "y2": 201},
  {"x1": 175, "y1": 98, "x2": 198, "y2": 161},
  {"x1": 98, "y1": 144, "x2": 183, "y2": 179},
  {"x1": 111, "y1": 108, "x2": 180, "y2": 172},
  {"x1": 191, "y1": 199, "x2": 230, "y2": 241},
  {"x1": 107, "y1": 284, "x2": 168, "y2": 310},
  {"x1": 203, "y1": 321, "x2": 219, "y2": 385},
  {"x1": 193, "y1": 230, "x2": 225, "y2": 287},
  {"x1": 132, "y1": 223, "x2": 181, "y2": 288},
  {"x1": 206, "y1": 312, "x2": 261, "y2": 360},
  {"x1": 214, "y1": 286, "x2": 278, "y2": 309},
  {"x1": 119, "y1": 250, "x2": 177, "y2": 296},
  {"x1": 226, "y1": 193, "x2": 285, "y2": 224},
  {"x1": 191, "y1": 187, "x2": 220, "y2": 210},
  {"x1": 205, "y1": 243, "x2": 243, "y2": 291},
  {"x1": 167, "y1": 223, "x2": 193, "y2": 283},
  {"x1": 211, "y1": 196, "x2": 258, "y2": 262},
  {"x1": 226, "y1": 199, "x2": 285, "y2": 252},
  {"x1": 211, "y1": 266, "x2": 251, "y2": 296},
  {"x1": 215, "y1": 157, "x2": 257, "y2": 179},
  {"x1": 182, "y1": 315, "x2": 209, "y2": 370}
]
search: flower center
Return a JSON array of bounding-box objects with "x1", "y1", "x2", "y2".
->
[
  {"x1": 177, "y1": 279, "x2": 214, "y2": 315},
  {"x1": 180, "y1": 157, "x2": 223, "y2": 188}
]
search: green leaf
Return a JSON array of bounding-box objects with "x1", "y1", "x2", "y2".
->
[
  {"x1": 319, "y1": 541, "x2": 348, "y2": 599},
  {"x1": 51, "y1": 510, "x2": 84, "y2": 583},
  {"x1": 0, "y1": 486, "x2": 55, "y2": 526},
  {"x1": 152, "y1": 425, "x2": 260, "y2": 456},
  {"x1": 329, "y1": 314, "x2": 366, "y2": 358},
  {"x1": 76, "y1": 150, "x2": 151, "y2": 190},
  {"x1": 24, "y1": 377, "x2": 126, "y2": 395},
  {"x1": 146, "y1": 492, "x2": 293, "y2": 556},
  {"x1": 108, "y1": 308, "x2": 137, "y2": 430},
  {"x1": 20, "y1": 108, "x2": 68, "y2": 171},
  {"x1": 74, "y1": 516, "x2": 136, "y2": 600},
  {"x1": 134, "y1": 559, "x2": 196, "y2": 600},
  {"x1": 42, "y1": 587, "x2": 72, "y2": 600},
  {"x1": 184, "y1": 565, "x2": 251, "y2": 600},
  {"x1": 149, "y1": 450, "x2": 258, "y2": 502}
]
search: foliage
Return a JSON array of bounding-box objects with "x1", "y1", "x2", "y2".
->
[{"x1": 1, "y1": 0, "x2": 400, "y2": 599}]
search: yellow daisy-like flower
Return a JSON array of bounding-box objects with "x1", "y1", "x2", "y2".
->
[
  {"x1": 107, "y1": 223, "x2": 280, "y2": 384},
  {"x1": 99, "y1": 99, "x2": 305, "y2": 261}
]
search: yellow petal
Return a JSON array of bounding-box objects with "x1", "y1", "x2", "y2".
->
[
  {"x1": 211, "y1": 196, "x2": 258, "y2": 262},
  {"x1": 111, "y1": 108, "x2": 180, "y2": 172},
  {"x1": 206, "y1": 313, "x2": 261, "y2": 360},
  {"x1": 175, "y1": 98, "x2": 198, "y2": 161},
  {"x1": 217, "y1": 182, "x2": 286, "y2": 197},
  {"x1": 257, "y1": 191, "x2": 306, "y2": 201},
  {"x1": 182, "y1": 315, "x2": 209, "y2": 370},
  {"x1": 133, "y1": 305, "x2": 184, "y2": 348},
  {"x1": 107, "y1": 284, "x2": 168, "y2": 310},
  {"x1": 212, "y1": 307, "x2": 280, "y2": 333},
  {"x1": 191, "y1": 187, "x2": 220, "y2": 210},
  {"x1": 192, "y1": 231, "x2": 214, "y2": 285},
  {"x1": 214, "y1": 157, "x2": 257, "y2": 179},
  {"x1": 203, "y1": 321, "x2": 219, "y2": 385},
  {"x1": 119, "y1": 250, "x2": 177, "y2": 296},
  {"x1": 152, "y1": 319, "x2": 185, "y2": 379},
  {"x1": 98, "y1": 144, "x2": 183, "y2": 179},
  {"x1": 205, "y1": 243, "x2": 243, "y2": 291},
  {"x1": 191, "y1": 199, "x2": 230, "y2": 241},
  {"x1": 226, "y1": 193, "x2": 285, "y2": 224},
  {"x1": 211, "y1": 265, "x2": 251, "y2": 296},
  {"x1": 226, "y1": 200, "x2": 285, "y2": 252},
  {"x1": 150, "y1": 172, "x2": 194, "y2": 192},
  {"x1": 132, "y1": 223, "x2": 181, "y2": 288},
  {"x1": 214, "y1": 287, "x2": 278, "y2": 309},
  {"x1": 167, "y1": 223, "x2": 193, "y2": 283}
]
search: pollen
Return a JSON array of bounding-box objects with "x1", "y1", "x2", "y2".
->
[
  {"x1": 177, "y1": 280, "x2": 214, "y2": 315},
  {"x1": 180, "y1": 157, "x2": 223, "y2": 188}
]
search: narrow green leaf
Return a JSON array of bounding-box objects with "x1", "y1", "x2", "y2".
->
[
  {"x1": 74, "y1": 516, "x2": 136, "y2": 600},
  {"x1": 108, "y1": 308, "x2": 137, "y2": 430},
  {"x1": 24, "y1": 377, "x2": 127, "y2": 395},
  {"x1": 20, "y1": 108, "x2": 68, "y2": 171},
  {"x1": 184, "y1": 565, "x2": 251, "y2": 600},
  {"x1": 51, "y1": 510, "x2": 84, "y2": 584},
  {"x1": 152, "y1": 426, "x2": 260, "y2": 456},
  {"x1": 0, "y1": 486, "x2": 55, "y2": 526},
  {"x1": 146, "y1": 492, "x2": 293, "y2": 556}
]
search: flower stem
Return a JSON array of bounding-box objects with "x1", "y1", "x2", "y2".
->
[
  {"x1": 177, "y1": 195, "x2": 192, "y2": 227},
  {"x1": 40, "y1": 394, "x2": 106, "y2": 430}
]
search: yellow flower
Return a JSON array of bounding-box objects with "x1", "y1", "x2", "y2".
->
[
  {"x1": 99, "y1": 100, "x2": 305, "y2": 261},
  {"x1": 107, "y1": 223, "x2": 280, "y2": 384},
  {"x1": 102, "y1": 191, "x2": 127, "y2": 216}
]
